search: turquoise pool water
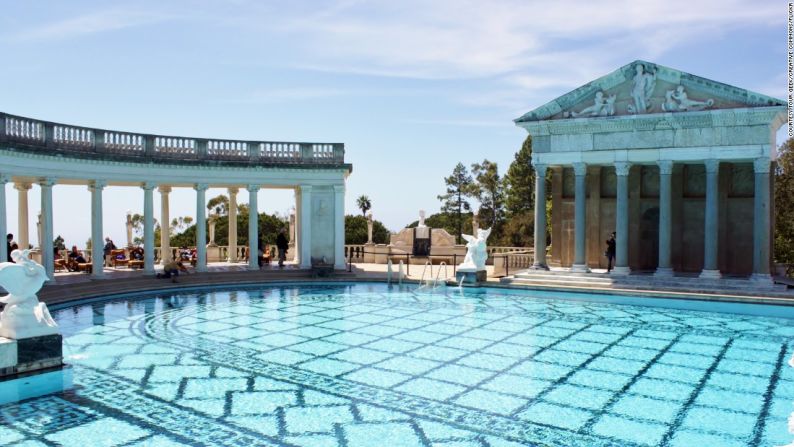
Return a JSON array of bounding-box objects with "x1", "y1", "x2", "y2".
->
[{"x1": 2, "y1": 283, "x2": 794, "y2": 446}]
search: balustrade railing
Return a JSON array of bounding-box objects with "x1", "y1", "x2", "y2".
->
[{"x1": 0, "y1": 111, "x2": 345, "y2": 165}]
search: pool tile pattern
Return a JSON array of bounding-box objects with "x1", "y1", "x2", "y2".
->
[{"x1": 2, "y1": 284, "x2": 794, "y2": 446}]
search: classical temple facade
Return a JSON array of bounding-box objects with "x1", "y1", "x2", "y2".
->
[
  {"x1": 515, "y1": 60, "x2": 786, "y2": 282},
  {"x1": 0, "y1": 112, "x2": 351, "y2": 279}
]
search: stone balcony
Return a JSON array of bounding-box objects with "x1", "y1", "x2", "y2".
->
[{"x1": 0, "y1": 112, "x2": 347, "y2": 169}]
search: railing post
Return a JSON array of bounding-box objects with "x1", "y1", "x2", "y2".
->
[
  {"x1": 196, "y1": 139, "x2": 208, "y2": 158},
  {"x1": 248, "y1": 142, "x2": 260, "y2": 162},
  {"x1": 0, "y1": 113, "x2": 6, "y2": 143},
  {"x1": 93, "y1": 130, "x2": 105, "y2": 153},
  {"x1": 300, "y1": 143, "x2": 313, "y2": 162},
  {"x1": 144, "y1": 135, "x2": 155, "y2": 156},
  {"x1": 334, "y1": 143, "x2": 344, "y2": 162},
  {"x1": 44, "y1": 122, "x2": 54, "y2": 149}
]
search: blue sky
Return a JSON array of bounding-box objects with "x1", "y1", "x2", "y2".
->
[{"x1": 0, "y1": 0, "x2": 788, "y2": 247}]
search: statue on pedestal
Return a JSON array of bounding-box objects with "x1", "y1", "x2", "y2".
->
[
  {"x1": 458, "y1": 228, "x2": 492, "y2": 272},
  {"x1": 0, "y1": 250, "x2": 58, "y2": 339},
  {"x1": 208, "y1": 214, "x2": 218, "y2": 247}
]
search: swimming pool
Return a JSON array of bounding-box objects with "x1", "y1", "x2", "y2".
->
[{"x1": 2, "y1": 282, "x2": 794, "y2": 446}]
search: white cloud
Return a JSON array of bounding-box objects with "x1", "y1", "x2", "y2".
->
[{"x1": 8, "y1": 8, "x2": 173, "y2": 42}]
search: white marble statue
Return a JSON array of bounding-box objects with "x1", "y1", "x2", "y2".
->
[
  {"x1": 628, "y1": 63, "x2": 656, "y2": 114},
  {"x1": 661, "y1": 86, "x2": 714, "y2": 112},
  {"x1": 418, "y1": 209, "x2": 427, "y2": 228},
  {"x1": 366, "y1": 212, "x2": 374, "y2": 244},
  {"x1": 568, "y1": 91, "x2": 617, "y2": 118},
  {"x1": 458, "y1": 228, "x2": 492, "y2": 272},
  {"x1": 0, "y1": 249, "x2": 58, "y2": 339}
]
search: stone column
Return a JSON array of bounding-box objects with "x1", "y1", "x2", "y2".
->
[
  {"x1": 752, "y1": 158, "x2": 772, "y2": 282},
  {"x1": 571, "y1": 162, "x2": 589, "y2": 272},
  {"x1": 0, "y1": 175, "x2": 7, "y2": 263},
  {"x1": 14, "y1": 182, "x2": 31, "y2": 250},
  {"x1": 125, "y1": 211, "x2": 133, "y2": 248},
  {"x1": 334, "y1": 184, "x2": 345, "y2": 270},
  {"x1": 89, "y1": 180, "x2": 106, "y2": 278},
  {"x1": 299, "y1": 185, "x2": 313, "y2": 269},
  {"x1": 294, "y1": 189, "x2": 302, "y2": 265},
  {"x1": 532, "y1": 163, "x2": 549, "y2": 269},
  {"x1": 655, "y1": 161, "x2": 674, "y2": 277},
  {"x1": 246, "y1": 184, "x2": 259, "y2": 271},
  {"x1": 228, "y1": 187, "x2": 238, "y2": 262},
  {"x1": 700, "y1": 160, "x2": 721, "y2": 279},
  {"x1": 159, "y1": 186, "x2": 172, "y2": 264},
  {"x1": 288, "y1": 207, "x2": 296, "y2": 262},
  {"x1": 195, "y1": 183, "x2": 208, "y2": 272},
  {"x1": 40, "y1": 178, "x2": 55, "y2": 280},
  {"x1": 613, "y1": 162, "x2": 631, "y2": 275},
  {"x1": 142, "y1": 183, "x2": 155, "y2": 274}
]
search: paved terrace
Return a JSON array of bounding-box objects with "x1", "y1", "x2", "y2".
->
[{"x1": 33, "y1": 262, "x2": 794, "y2": 309}]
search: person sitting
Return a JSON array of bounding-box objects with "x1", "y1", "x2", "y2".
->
[
  {"x1": 157, "y1": 259, "x2": 188, "y2": 283},
  {"x1": 67, "y1": 245, "x2": 87, "y2": 272},
  {"x1": 130, "y1": 247, "x2": 144, "y2": 260}
]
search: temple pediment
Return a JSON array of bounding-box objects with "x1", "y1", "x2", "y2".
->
[{"x1": 515, "y1": 60, "x2": 785, "y2": 123}]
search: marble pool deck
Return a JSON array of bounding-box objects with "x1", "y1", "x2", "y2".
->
[{"x1": 23, "y1": 262, "x2": 794, "y2": 309}]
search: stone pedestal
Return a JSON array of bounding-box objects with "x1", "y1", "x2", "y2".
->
[
  {"x1": 0, "y1": 334, "x2": 63, "y2": 378},
  {"x1": 207, "y1": 244, "x2": 222, "y2": 263},
  {"x1": 363, "y1": 243, "x2": 376, "y2": 263},
  {"x1": 456, "y1": 269, "x2": 487, "y2": 285},
  {"x1": 374, "y1": 244, "x2": 390, "y2": 264}
]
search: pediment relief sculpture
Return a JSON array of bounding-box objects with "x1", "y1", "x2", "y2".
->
[{"x1": 563, "y1": 91, "x2": 616, "y2": 118}]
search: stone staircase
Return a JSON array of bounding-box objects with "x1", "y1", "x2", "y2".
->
[{"x1": 501, "y1": 269, "x2": 792, "y2": 298}]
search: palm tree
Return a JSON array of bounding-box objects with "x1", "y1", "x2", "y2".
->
[{"x1": 356, "y1": 195, "x2": 372, "y2": 216}]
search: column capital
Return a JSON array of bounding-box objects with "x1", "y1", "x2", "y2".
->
[
  {"x1": 614, "y1": 162, "x2": 632, "y2": 177},
  {"x1": 333, "y1": 184, "x2": 345, "y2": 193},
  {"x1": 657, "y1": 160, "x2": 674, "y2": 175},
  {"x1": 534, "y1": 163, "x2": 548, "y2": 176},
  {"x1": 753, "y1": 158, "x2": 771, "y2": 174},
  {"x1": 228, "y1": 187, "x2": 239, "y2": 195},
  {"x1": 300, "y1": 184, "x2": 313, "y2": 193},
  {"x1": 246, "y1": 184, "x2": 260, "y2": 193},
  {"x1": 14, "y1": 182, "x2": 32, "y2": 191},
  {"x1": 572, "y1": 162, "x2": 587, "y2": 177},
  {"x1": 0, "y1": 174, "x2": 9, "y2": 184},
  {"x1": 194, "y1": 183, "x2": 209, "y2": 192},
  {"x1": 704, "y1": 159, "x2": 720, "y2": 174},
  {"x1": 141, "y1": 182, "x2": 156, "y2": 191},
  {"x1": 38, "y1": 177, "x2": 57, "y2": 188},
  {"x1": 158, "y1": 185, "x2": 172, "y2": 194},
  {"x1": 88, "y1": 180, "x2": 107, "y2": 191}
]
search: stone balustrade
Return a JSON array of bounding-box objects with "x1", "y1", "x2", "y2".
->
[{"x1": 0, "y1": 112, "x2": 345, "y2": 166}]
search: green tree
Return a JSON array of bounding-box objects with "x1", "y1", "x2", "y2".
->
[
  {"x1": 356, "y1": 195, "x2": 372, "y2": 216},
  {"x1": 406, "y1": 211, "x2": 473, "y2": 239},
  {"x1": 505, "y1": 136, "x2": 535, "y2": 216},
  {"x1": 170, "y1": 216, "x2": 194, "y2": 234},
  {"x1": 471, "y1": 159, "x2": 505, "y2": 238},
  {"x1": 345, "y1": 215, "x2": 390, "y2": 244},
  {"x1": 775, "y1": 137, "x2": 794, "y2": 271},
  {"x1": 170, "y1": 212, "x2": 288, "y2": 249},
  {"x1": 53, "y1": 235, "x2": 66, "y2": 251},
  {"x1": 130, "y1": 213, "x2": 159, "y2": 245},
  {"x1": 437, "y1": 163, "x2": 474, "y2": 243}
]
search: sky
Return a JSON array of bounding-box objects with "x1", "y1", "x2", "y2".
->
[{"x1": 0, "y1": 0, "x2": 788, "y2": 247}]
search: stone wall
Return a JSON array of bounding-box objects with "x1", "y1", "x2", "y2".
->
[{"x1": 551, "y1": 162, "x2": 755, "y2": 274}]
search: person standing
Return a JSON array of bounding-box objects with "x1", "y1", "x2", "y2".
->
[
  {"x1": 276, "y1": 228, "x2": 288, "y2": 268},
  {"x1": 605, "y1": 232, "x2": 616, "y2": 273},
  {"x1": 103, "y1": 237, "x2": 117, "y2": 267},
  {"x1": 6, "y1": 233, "x2": 13, "y2": 262}
]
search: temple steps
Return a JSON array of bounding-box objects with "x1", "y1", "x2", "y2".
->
[{"x1": 503, "y1": 269, "x2": 791, "y2": 297}]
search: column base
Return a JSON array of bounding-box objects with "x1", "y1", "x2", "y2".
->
[
  {"x1": 570, "y1": 263, "x2": 590, "y2": 273},
  {"x1": 611, "y1": 266, "x2": 630, "y2": 276},
  {"x1": 750, "y1": 273, "x2": 774, "y2": 287},
  {"x1": 530, "y1": 263, "x2": 550, "y2": 271},
  {"x1": 196, "y1": 266, "x2": 208, "y2": 273},
  {"x1": 653, "y1": 267, "x2": 674, "y2": 278},
  {"x1": 699, "y1": 269, "x2": 721, "y2": 279}
]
